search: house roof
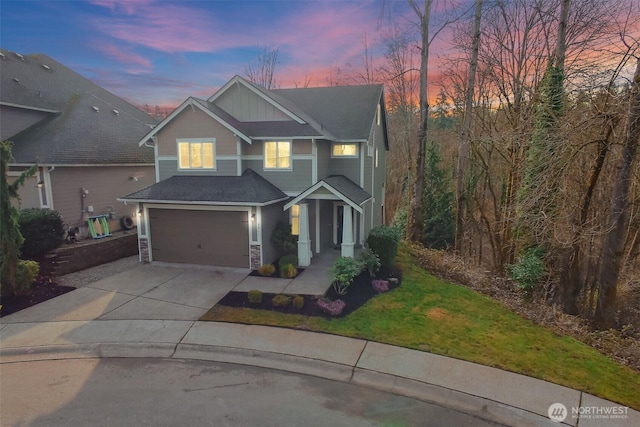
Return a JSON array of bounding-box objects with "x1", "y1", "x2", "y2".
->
[
  {"x1": 284, "y1": 175, "x2": 372, "y2": 213},
  {"x1": 139, "y1": 75, "x2": 386, "y2": 145},
  {"x1": 0, "y1": 49, "x2": 157, "y2": 164},
  {"x1": 272, "y1": 84, "x2": 384, "y2": 142},
  {"x1": 119, "y1": 169, "x2": 288, "y2": 206}
]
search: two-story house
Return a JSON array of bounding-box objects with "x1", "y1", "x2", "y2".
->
[{"x1": 120, "y1": 75, "x2": 389, "y2": 269}]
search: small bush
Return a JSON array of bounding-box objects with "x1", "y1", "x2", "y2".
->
[
  {"x1": 271, "y1": 221, "x2": 297, "y2": 254},
  {"x1": 372, "y1": 279, "x2": 389, "y2": 293},
  {"x1": 278, "y1": 254, "x2": 298, "y2": 268},
  {"x1": 317, "y1": 298, "x2": 346, "y2": 316},
  {"x1": 272, "y1": 294, "x2": 291, "y2": 308},
  {"x1": 292, "y1": 295, "x2": 304, "y2": 310},
  {"x1": 366, "y1": 225, "x2": 400, "y2": 268},
  {"x1": 16, "y1": 259, "x2": 39, "y2": 294},
  {"x1": 358, "y1": 248, "x2": 380, "y2": 277},
  {"x1": 280, "y1": 263, "x2": 298, "y2": 278},
  {"x1": 506, "y1": 247, "x2": 546, "y2": 294},
  {"x1": 19, "y1": 208, "x2": 64, "y2": 259},
  {"x1": 248, "y1": 290, "x2": 263, "y2": 304},
  {"x1": 258, "y1": 264, "x2": 276, "y2": 276},
  {"x1": 330, "y1": 256, "x2": 363, "y2": 295}
]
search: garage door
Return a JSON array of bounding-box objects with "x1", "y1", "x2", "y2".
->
[{"x1": 148, "y1": 209, "x2": 249, "y2": 267}]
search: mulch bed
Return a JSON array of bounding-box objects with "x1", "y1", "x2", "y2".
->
[
  {"x1": 217, "y1": 267, "x2": 402, "y2": 318},
  {"x1": 0, "y1": 278, "x2": 75, "y2": 317}
]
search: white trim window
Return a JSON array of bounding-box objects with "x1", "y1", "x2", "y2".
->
[
  {"x1": 290, "y1": 204, "x2": 300, "y2": 236},
  {"x1": 178, "y1": 139, "x2": 216, "y2": 169},
  {"x1": 332, "y1": 143, "x2": 358, "y2": 157},
  {"x1": 264, "y1": 141, "x2": 291, "y2": 169}
]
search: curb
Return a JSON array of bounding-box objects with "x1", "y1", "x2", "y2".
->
[{"x1": 0, "y1": 343, "x2": 555, "y2": 427}]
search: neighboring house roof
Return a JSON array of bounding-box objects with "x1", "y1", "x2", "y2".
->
[
  {"x1": 0, "y1": 48, "x2": 157, "y2": 164},
  {"x1": 120, "y1": 169, "x2": 288, "y2": 206},
  {"x1": 139, "y1": 75, "x2": 386, "y2": 145},
  {"x1": 284, "y1": 175, "x2": 372, "y2": 213}
]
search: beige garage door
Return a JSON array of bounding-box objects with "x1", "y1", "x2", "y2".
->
[{"x1": 149, "y1": 209, "x2": 249, "y2": 267}]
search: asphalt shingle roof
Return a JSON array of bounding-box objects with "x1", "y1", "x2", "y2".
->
[
  {"x1": 120, "y1": 169, "x2": 287, "y2": 205},
  {"x1": 271, "y1": 84, "x2": 384, "y2": 141},
  {"x1": 0, "y1": 49, "x2": 158, "y2": 164},
  {"x1": 322, "y1": 175, "x2": 372, "y2": 205}
]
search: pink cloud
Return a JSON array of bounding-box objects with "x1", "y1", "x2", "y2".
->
[{"x1": 96, "y1": 43, "x2": 153, "y2": 73}]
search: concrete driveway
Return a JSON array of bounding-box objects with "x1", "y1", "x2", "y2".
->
[{"x1": 1, "y1": 264, "x2": 249, "y2": 323}]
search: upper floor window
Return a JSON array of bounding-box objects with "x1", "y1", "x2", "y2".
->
[
  {"x1": 178, "y1": 139, "x2": 215, "y2": 169},
  {"x1": 376, "y1": 103, "x2": 381, "y2": 126},
  {"x1": 332, "y1": 143, "x2": 358, "y2": 157},
  {"x1": 264, "y1": 141, "x2": 291, "y2": 169}
]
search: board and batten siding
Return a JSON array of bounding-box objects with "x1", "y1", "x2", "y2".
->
[
  {"x1": 155, "y1": 107, "x2": 238, "y2": 157},
  {"x1": 260, "y1": 201, "x2": 288, "y2": 264},
  {"x1": 216, "y1": 84, "x2": 291, "y2": 122}
]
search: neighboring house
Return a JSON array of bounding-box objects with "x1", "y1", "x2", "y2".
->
[
  {"x1": 0, "y1": 48, "x2": 158, "y2": 235},
  {"x1": 120, "y1": 75, "x2": 389, "y2": 269}
]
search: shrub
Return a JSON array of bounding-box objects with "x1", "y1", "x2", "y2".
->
[
  {"x1": 279, "y1": 263, "x2": 298, "y2": 278},
  {"x1": 506, "y1": 247, "x2": 546, "y2": 295},
  {"x1": 258, "y1": 264, "x2": 276, "y2": 276},
  {"x1": 317, "y1": 298, "x2": 346, "y2": 316},
  {"x1": 292, "y1": 295, "x2": 304, "y2": 310},
  {"x1": 372, "y1": 279, "x2": 389, "y2": 293},
  {"x1": 278, "y1": 254, "x2": 298, "y2": 268},
  {"x1": 272, "y1": 294, "x2": 291, "y2": 308},
  {"x1": 19, "y1": 208, "x2": 64, "y2": 259},
  {"x1": 358, "y1": 248, "x2": 380, "y2": 277},
  {"x1": 248, "y1": 290, "x2": 263, "y2": 304},
  {"x1": 366, "y1": 225, "x2": 400, "y2": 268},
  {"x1": 330, "y1": 256, "x2": 363, "y2": 295},
  {"x1": 271, "y1": 221, "x2": 297, "y2": 254},
  {"x1": 15, "y1": 259, "x2": 39, "y2": 294}
]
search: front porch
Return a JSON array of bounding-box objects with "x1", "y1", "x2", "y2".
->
[{"x1": 235, "y1": 248, "x2": 362, "y2": 297}]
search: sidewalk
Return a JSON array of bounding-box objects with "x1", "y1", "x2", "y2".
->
[{"x1": 1, "y1": 266, "x2": 638, "y2": 427}]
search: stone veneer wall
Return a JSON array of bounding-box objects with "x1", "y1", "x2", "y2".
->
[
  {"x1": 250, "y1": 244, "x2": 261, "y2": 270},
  {"x1": 139, "y1": 237, "x2": 150, "y2": 263}
]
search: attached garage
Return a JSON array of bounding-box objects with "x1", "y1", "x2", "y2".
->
[{"x1": 148, "y1": 208, "x2": 249, "y2": 267}]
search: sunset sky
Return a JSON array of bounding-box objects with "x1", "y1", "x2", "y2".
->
[{"x1": 1, "y1": 0, "x2": 443, "y2": 111}]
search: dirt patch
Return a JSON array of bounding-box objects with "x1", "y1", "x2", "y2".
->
[{"x1": 426, "y1": 307, "x2": 449, "y2": 320}]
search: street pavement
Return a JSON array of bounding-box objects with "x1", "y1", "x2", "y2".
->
[{"x1": 1, "y1": 264, "x2": 638, "y2": 427}]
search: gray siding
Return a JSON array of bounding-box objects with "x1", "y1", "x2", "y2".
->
[
  {"x1": 243, "y1": 159, "x2": 312, "y2": 193},
  {"x1": 158, "y1": 159, "x2": 237, "y2": 181},
  {"x1": 261, "y1": 201, "x2": 288, "y2": 264},
  {"x1": 372, "y1": 116, "x2": 387, "y2": 227},
  {"x1": 327, "y1": 156, "x2": 360, "y2": 185},
  {"x1": 316, "y1": 141, "x2": 331, "y2": 181},
  {"x1": 50, "y1": 165, "x2": 155, "y2": 234},
  {"x1": 216, "y1": 84, "x2": 291, "y2": 122}
]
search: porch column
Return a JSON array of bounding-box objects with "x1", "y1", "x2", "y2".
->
[
  {"x1": 341, "y1": 205, "x2": 354, "y2": 258},
  {"x1": 297, "y1": 203, "x2": 312, "y2": 266}
]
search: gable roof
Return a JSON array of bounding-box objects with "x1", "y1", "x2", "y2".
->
[
  {"x1": 119, "y1": 169, "x2": 288, "y2": 206},
  {"x1": 0, "y1": 49, "x2": 157, "y2": 164},
  {"x1": 284, "y1": 175, "x2": 372, "y2": 213},
  {"x1": 141, "y1": 75, "x2": 386, "y2": 145}
]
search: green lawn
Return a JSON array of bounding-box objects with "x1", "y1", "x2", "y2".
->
[{"x1": 201, "y1": 244, "x2": 640, "y2": 410}]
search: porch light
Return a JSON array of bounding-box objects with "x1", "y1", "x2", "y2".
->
[
  {"x1": 251, "y1": 213, "x2": 256, "y2": 222},
  {"x1": 36, "y1": 180, "x2": 44, "y2": 188}
]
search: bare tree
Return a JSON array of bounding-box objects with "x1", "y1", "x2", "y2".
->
[
  {"x1": 455, "y1": 0, "x2": 483, "y2": 253},
  {"x1": 244, "y1": 46, "x2": 279, "y2": 89},
  {"x1": 595, "y1": 55, "x2": 640, "y2": 329}
]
